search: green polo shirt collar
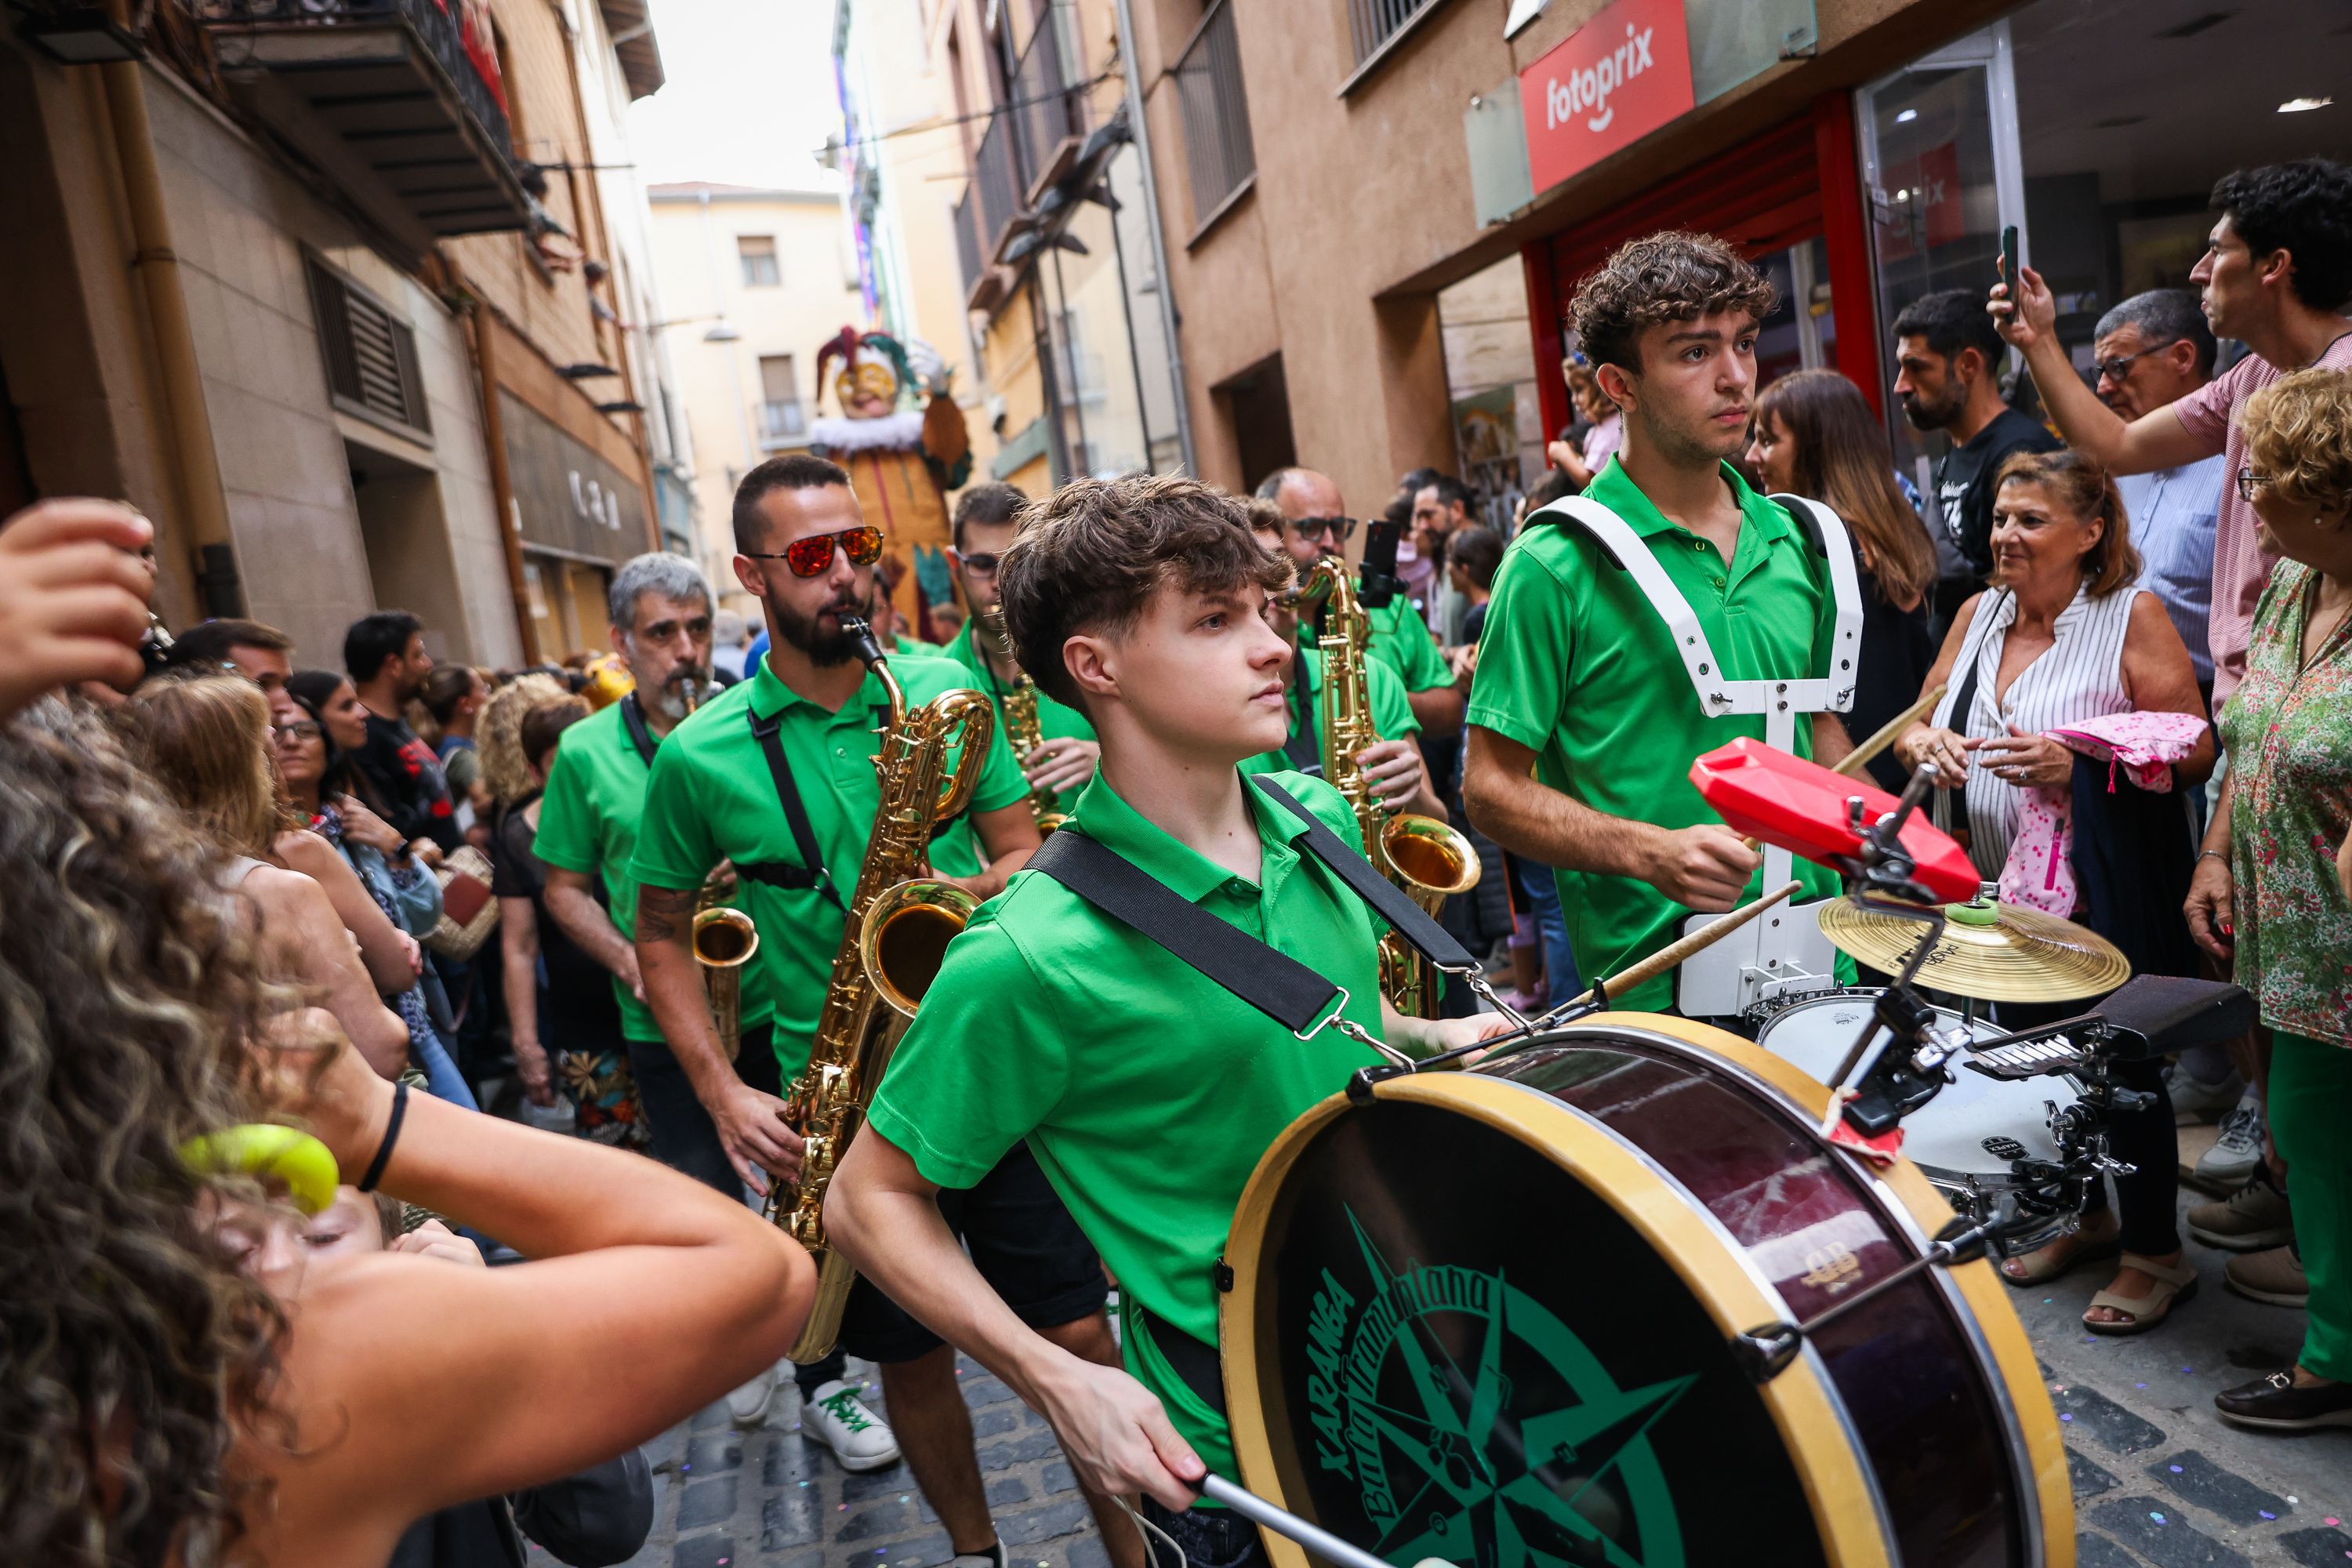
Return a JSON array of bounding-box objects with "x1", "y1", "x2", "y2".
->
[
  {"x1": 1069, "y1": 769, "x2": 1306, "y2": 905},
  {"x1": 746, "y1": 650, "x2": 891, "y2": 728},
  {"x1": 1582, "y1": 457, "x2": 1796, "y2": 587}
]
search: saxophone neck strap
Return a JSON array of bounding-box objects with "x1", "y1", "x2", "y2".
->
[
  {"x1": 1281, "y1": 665, "x2": 1322, "y2": 774},
  {"x1": 742, "y1": 707, "x2": 846, "y2": 909},
  {"x1": 619, "y1": 691, "x2": 659, "y2": 769}
]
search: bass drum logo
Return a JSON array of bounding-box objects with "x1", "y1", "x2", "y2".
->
[{"x1": 1303, "y1": 1207, "x2": 1694, "y2": 1568}]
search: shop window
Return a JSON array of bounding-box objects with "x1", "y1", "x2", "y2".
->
[{"x1": 738, "y1": 235, "x2": 781, "y2": 288}]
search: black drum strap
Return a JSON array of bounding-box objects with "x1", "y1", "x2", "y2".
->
[
  {"x1": 1025, "y1": 830, "x2": 1344, "y2": 1036},
  {"x1": 1249, "y1": 778, "x2": 1476, "y2": 975},
  {"x1": 1282, "y1": 668, "x2": 1322, "y2": 775}
]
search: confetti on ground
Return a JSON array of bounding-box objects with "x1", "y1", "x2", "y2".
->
[
  {"x1": 2060, "y1": 1413, "x2": 2074, "y2": 1421},
  {"x1": 2329, "y1": 1517, "x2": 2343, "y2": 1527},
  {"x1": 2135, "y1": 1382, "x2": 2147, "y2": 1388},
  {"x1": 2150, "y1": 1512, "x2": 2167, "y2": 1525},
  {"x1": 2259, "y1": 1511, "x2": 2276, "y2": 1520},
  {"x1": 2169, "y1": 1464, "x2": 2183, "y2": 1472}
]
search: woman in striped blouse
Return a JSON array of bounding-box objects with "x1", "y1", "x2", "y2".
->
[{"x1": 1897, "y1": 448, "x2": 2214, "y2": 1333}]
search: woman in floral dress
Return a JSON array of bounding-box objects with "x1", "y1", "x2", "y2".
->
[{"x1": 2187, "y1": 367, "x2": 2352, "y2": 1432}]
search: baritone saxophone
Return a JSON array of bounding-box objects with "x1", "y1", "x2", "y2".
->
[
  {"x1": 768, "y1": 615, "x2": 995, "y2": 1362},
  {"x1": 975, "y1": 604, "x2": 1068, "y2": 834},
  {"x1": 1294, "y1": 557, "x2": 1480, "y2": 1018}
]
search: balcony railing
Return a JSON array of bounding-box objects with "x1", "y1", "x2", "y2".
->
[
  {"x1": 1173, "y1": 0, "x2": 1255, "y2": 234},
  {"x1": 756, "y1": 399, "x2": 808, "y2": 448},
  {"x1": 197, "y1": 0, "x2": 529, "y2": 243},
  {"x1": 1345, "y1": 0, "x2": 1443, "y2": 74},
  {"x1": 961, "y1": 13, "x2": 1091, "y2": 271},
  {"x1": 1009, "y1": 12, "x2": 1086, "y2": 202}
]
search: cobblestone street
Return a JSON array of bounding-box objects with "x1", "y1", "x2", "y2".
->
[{"x1": 590, "y1": 1188, "x2": 2352, "y2": 1568}]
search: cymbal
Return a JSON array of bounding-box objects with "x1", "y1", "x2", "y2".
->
[{"x1": 1816, "y1": 897, "x2": 2130, "y2": 1002}]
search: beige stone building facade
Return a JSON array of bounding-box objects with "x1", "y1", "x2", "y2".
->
[
  {"x1": 644, "y1": 182, "x2": 863, "y2": 612},
  {"x1": 0, "y1": 0, "x2": 677, "y2": 668}
]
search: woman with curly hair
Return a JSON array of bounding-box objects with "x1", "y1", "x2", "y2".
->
[
  {"x1": 0, "y1": 695, "x2": 815, "y2": 1566},
  {"x1": 120, "y1": 674, "x2": 412, "y2": 1079}
]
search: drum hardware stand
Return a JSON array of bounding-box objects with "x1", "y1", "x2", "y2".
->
[{"x1": 1731, "y1": 1214, "x2": 1998, "y2": 1382}]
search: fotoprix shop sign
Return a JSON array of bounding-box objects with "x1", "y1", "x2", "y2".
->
[{"x1": 1519, "y1": 0, "x2": 1694, "y2": 195}]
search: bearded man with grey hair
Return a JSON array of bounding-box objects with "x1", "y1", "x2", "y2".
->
[{"x1": 533, "y1": 548, "x2": 899, "y2": 1468}]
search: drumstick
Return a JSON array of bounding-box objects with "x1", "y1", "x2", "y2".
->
[
  {"x1": 1555, "y1": 880, "x2": 1802, "y2": 1011},
  {"x1": 1833, "y1": 682, "x2": 1948, "y2": 781},
  {"x1": 1737, "y1": 684, "x2": 1949, "y2": 851}
]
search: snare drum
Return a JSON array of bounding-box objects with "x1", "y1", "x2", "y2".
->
[
  {"x1": 1221, "y1": 1015, "x2": 2071, "y2": 1568},
  {"x1": 1757, "y1": 989, "x2": 2084, "y2": 1246}
]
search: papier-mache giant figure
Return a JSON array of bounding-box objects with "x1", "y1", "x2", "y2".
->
[{"x1": 808, "y1": 327, "x2": 973, "y2": 633}]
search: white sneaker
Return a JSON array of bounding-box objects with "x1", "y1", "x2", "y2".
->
[
  {"x1": 2163, "y1": 1062, "x2": 2244, "y2": 1123},
  {"x1": 2195, "y1": 1099, "x2": 2264, "y2": 1186},
  {"x1": 948, "y1": 1544, "x2": 1008, "y2": 1568},
  {"x1": 802, "y1": 1377, "x2": 901, "y2": 1472},
  {"x1": 726, "y1": 1362, "x2": 782, "y2": 1428}
]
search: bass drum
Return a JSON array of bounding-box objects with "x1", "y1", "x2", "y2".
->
[{"x1": 1220, "y1": 1014, "x2": 2071, "y2": 1568}]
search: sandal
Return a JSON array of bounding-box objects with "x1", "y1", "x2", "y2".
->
[
  {"x1": 1999, "y1": 1223, "x2": 2122, "y2": 1287},
  {"x1": 2083, "y1": 1254, "x2": 2200, "y2": 1336}
]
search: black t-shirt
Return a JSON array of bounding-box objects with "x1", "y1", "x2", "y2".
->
[
  {"x1": 356, "y1": 710, "x2": 460, "y2": 851},
  {"x1": 1934, "y1": 406, "x2": 2062, "y2": 583},
  {"x1": 489, "y1": 797, "x2": 624, "y2": 1044}
]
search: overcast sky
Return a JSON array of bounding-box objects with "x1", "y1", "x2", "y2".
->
[{"x1": 627, "y1": 0, "x2": 840, "y2": 191}]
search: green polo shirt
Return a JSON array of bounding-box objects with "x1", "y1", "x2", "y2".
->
[
  {"x1": 628, "y1": 650, "x2": 1029, "y2": 1076},
  {"x1": 1240, "y1": 646, "x2": 1418, "y2": 777},
  {"x1": 532, "y1": 701, "x2": 746, "y2": 1043},
  {"x1": 940, "y1": 619, "x2": 1100, "y2": 815},
  {"x1": 866, "y1": 768, "x2": 1388, "y2": 1481},
  {"x1": 1467, "y1": 457, "x2": 1846, "y2": 1011},
  {"x1": 1358, "y1": 595, "x2": 1453, "y2": 694}
]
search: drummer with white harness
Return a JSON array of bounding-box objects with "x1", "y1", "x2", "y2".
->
[{"x1": 1465, "y1": 229, "x2": 1862, "y2": 1021}]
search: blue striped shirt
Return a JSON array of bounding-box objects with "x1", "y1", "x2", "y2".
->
[{"x1": 2118, "y1": 455, "x2": 2224, "y2": 689}]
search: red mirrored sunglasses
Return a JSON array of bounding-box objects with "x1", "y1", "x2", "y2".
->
[{"x1": 746, "y1": 524, "x2": 886, "y2": 579}]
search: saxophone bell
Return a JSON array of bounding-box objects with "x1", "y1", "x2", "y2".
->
[{"x1": 691, "y1": 905, "x2": 758, "y2": 1062}]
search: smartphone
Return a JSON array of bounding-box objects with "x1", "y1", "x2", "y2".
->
[
  {"x1": 1999, "y1": 225, "x2": 2020, "y2": 290},
  {"x1": 1358, "y1": 517, "x2": 1402, "y2": 610}
]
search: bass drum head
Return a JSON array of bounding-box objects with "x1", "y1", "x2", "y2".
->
[{"x1": 1223, "y1": 1075, "x2": 1868, "y2": 1568}]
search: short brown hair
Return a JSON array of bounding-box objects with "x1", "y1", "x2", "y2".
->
[
  {"x1": 734, "y1": 453, "x2": 851, "y2": 551},
  {"x1": 1569, "y1": 230, "x2": 1775, "y2": 376},
  {"x1": 1243, "y1": 496, "x2": 1288, "y2": 541},
  {"x1": 1994, "y1": 449, "x2": 2143, "y2": 598},
  {"x1": 519, "y1": 695, "x2": 590, "y2": 775},
  {"x1": 2242, "y1": 367, "x2": 2352, "y2": 513},
  {"x1": 999, "y1": 476, "x2": 1289, "y2": 713},
  {"x1": 120, "y1": 675, "x2": 286, "y2": 855}
]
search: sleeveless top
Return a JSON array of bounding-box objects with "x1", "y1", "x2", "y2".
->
[
  {"x1": 223, "y1": 854, "x2": 267, "y2": 887},
  {"x1": 1929, "y1": 583, "x2": 2143, "y2": 877}
]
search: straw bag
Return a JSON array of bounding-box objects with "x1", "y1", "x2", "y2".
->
[{"x1": 425, "y1": 844, "x2": 499, "y2": 960}]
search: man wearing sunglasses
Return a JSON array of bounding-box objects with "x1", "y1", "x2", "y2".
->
[
  {"x1": 1254, "y1": 466, "x2": 1463, "y2": 741},
  {"x1": 630, "y1": 456, "x2": 1123, "y2": 1568},
  {"x1": 942, "y1": 482, "x2": 1101, "y2": 818}
]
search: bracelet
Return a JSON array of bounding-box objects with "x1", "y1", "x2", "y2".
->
[
  {"x1": 2196, "y1": 848, "x2": 2230, "y2": 866},
  {"x1": 356, "y1": 1080, "x2": 409, "y2": 1194}
]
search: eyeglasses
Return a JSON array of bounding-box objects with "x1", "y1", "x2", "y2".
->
[
  {"x1": 958, "y1": 551, "x2": 1002, "y2": 577},
  {"x1": 273, "y1": 720, "x2": 323, "y2": 744},
  {"x1": 2092, "y1": 343, "x2": 2173, "y2": 383},
  {"x1": 1291, "y1": 517, "x2": 1358, "y2": 544},
  {"x1": 2236, "y1": 467, "x2": 2274, "y2": 503},
  {"x1": 745, "y1": 524, "x2": 885, "y2": 579}
]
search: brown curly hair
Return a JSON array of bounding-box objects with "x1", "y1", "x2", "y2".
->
[
  {"x1": 478, "y1": 673, "x2": 574, "y2": 807},
  {"x1": 0, "y1": 699, "x2": 292, "y2": 1567},
  {"x1": 2241, "y1": 366, "x2": 2352, "y2": 513},
  {"x1": 1569, "y1": 230, "x2": 1777, "y2": 376}
]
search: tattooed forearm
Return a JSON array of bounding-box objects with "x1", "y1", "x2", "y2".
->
[{"x1": 635, "y1": 884, "x2": 697, "y2": 944}]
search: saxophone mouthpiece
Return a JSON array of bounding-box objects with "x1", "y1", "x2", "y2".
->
[{"x1": 836, "y1": 613, "x2": 886, "y2": 666}]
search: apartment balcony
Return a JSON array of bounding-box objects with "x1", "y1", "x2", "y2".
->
[
  {"x1": 755, "y1": 398, "x2": 808, "y2": 449},
  {"x1": 197, "y1": 0, "x2": 532, "y2": 256},
  {"x1": 963, "y1": 16, "x2": 1091, "y2": 272},
  {"x1": 953, "y1": 187, "x2": 1007, "y2": 314}
]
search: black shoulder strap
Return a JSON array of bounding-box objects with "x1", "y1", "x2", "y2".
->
[
  {"x1": 1248, "y1": 777, "x2": 1476, "y2": 973},
  {"x1": 619, "y1": 693, "x2": 659, "y2": 769},
  {"x1": 742, "y1": 707, "x2": 845, "y2": 909},
  {"x1": 1025, "y1": 830, "x2": 1347, "y2": 1036}
]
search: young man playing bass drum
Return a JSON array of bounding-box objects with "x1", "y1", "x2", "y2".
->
[{"x1": 825, "y1": 475, "x2": 1513, "y2": 1567}]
